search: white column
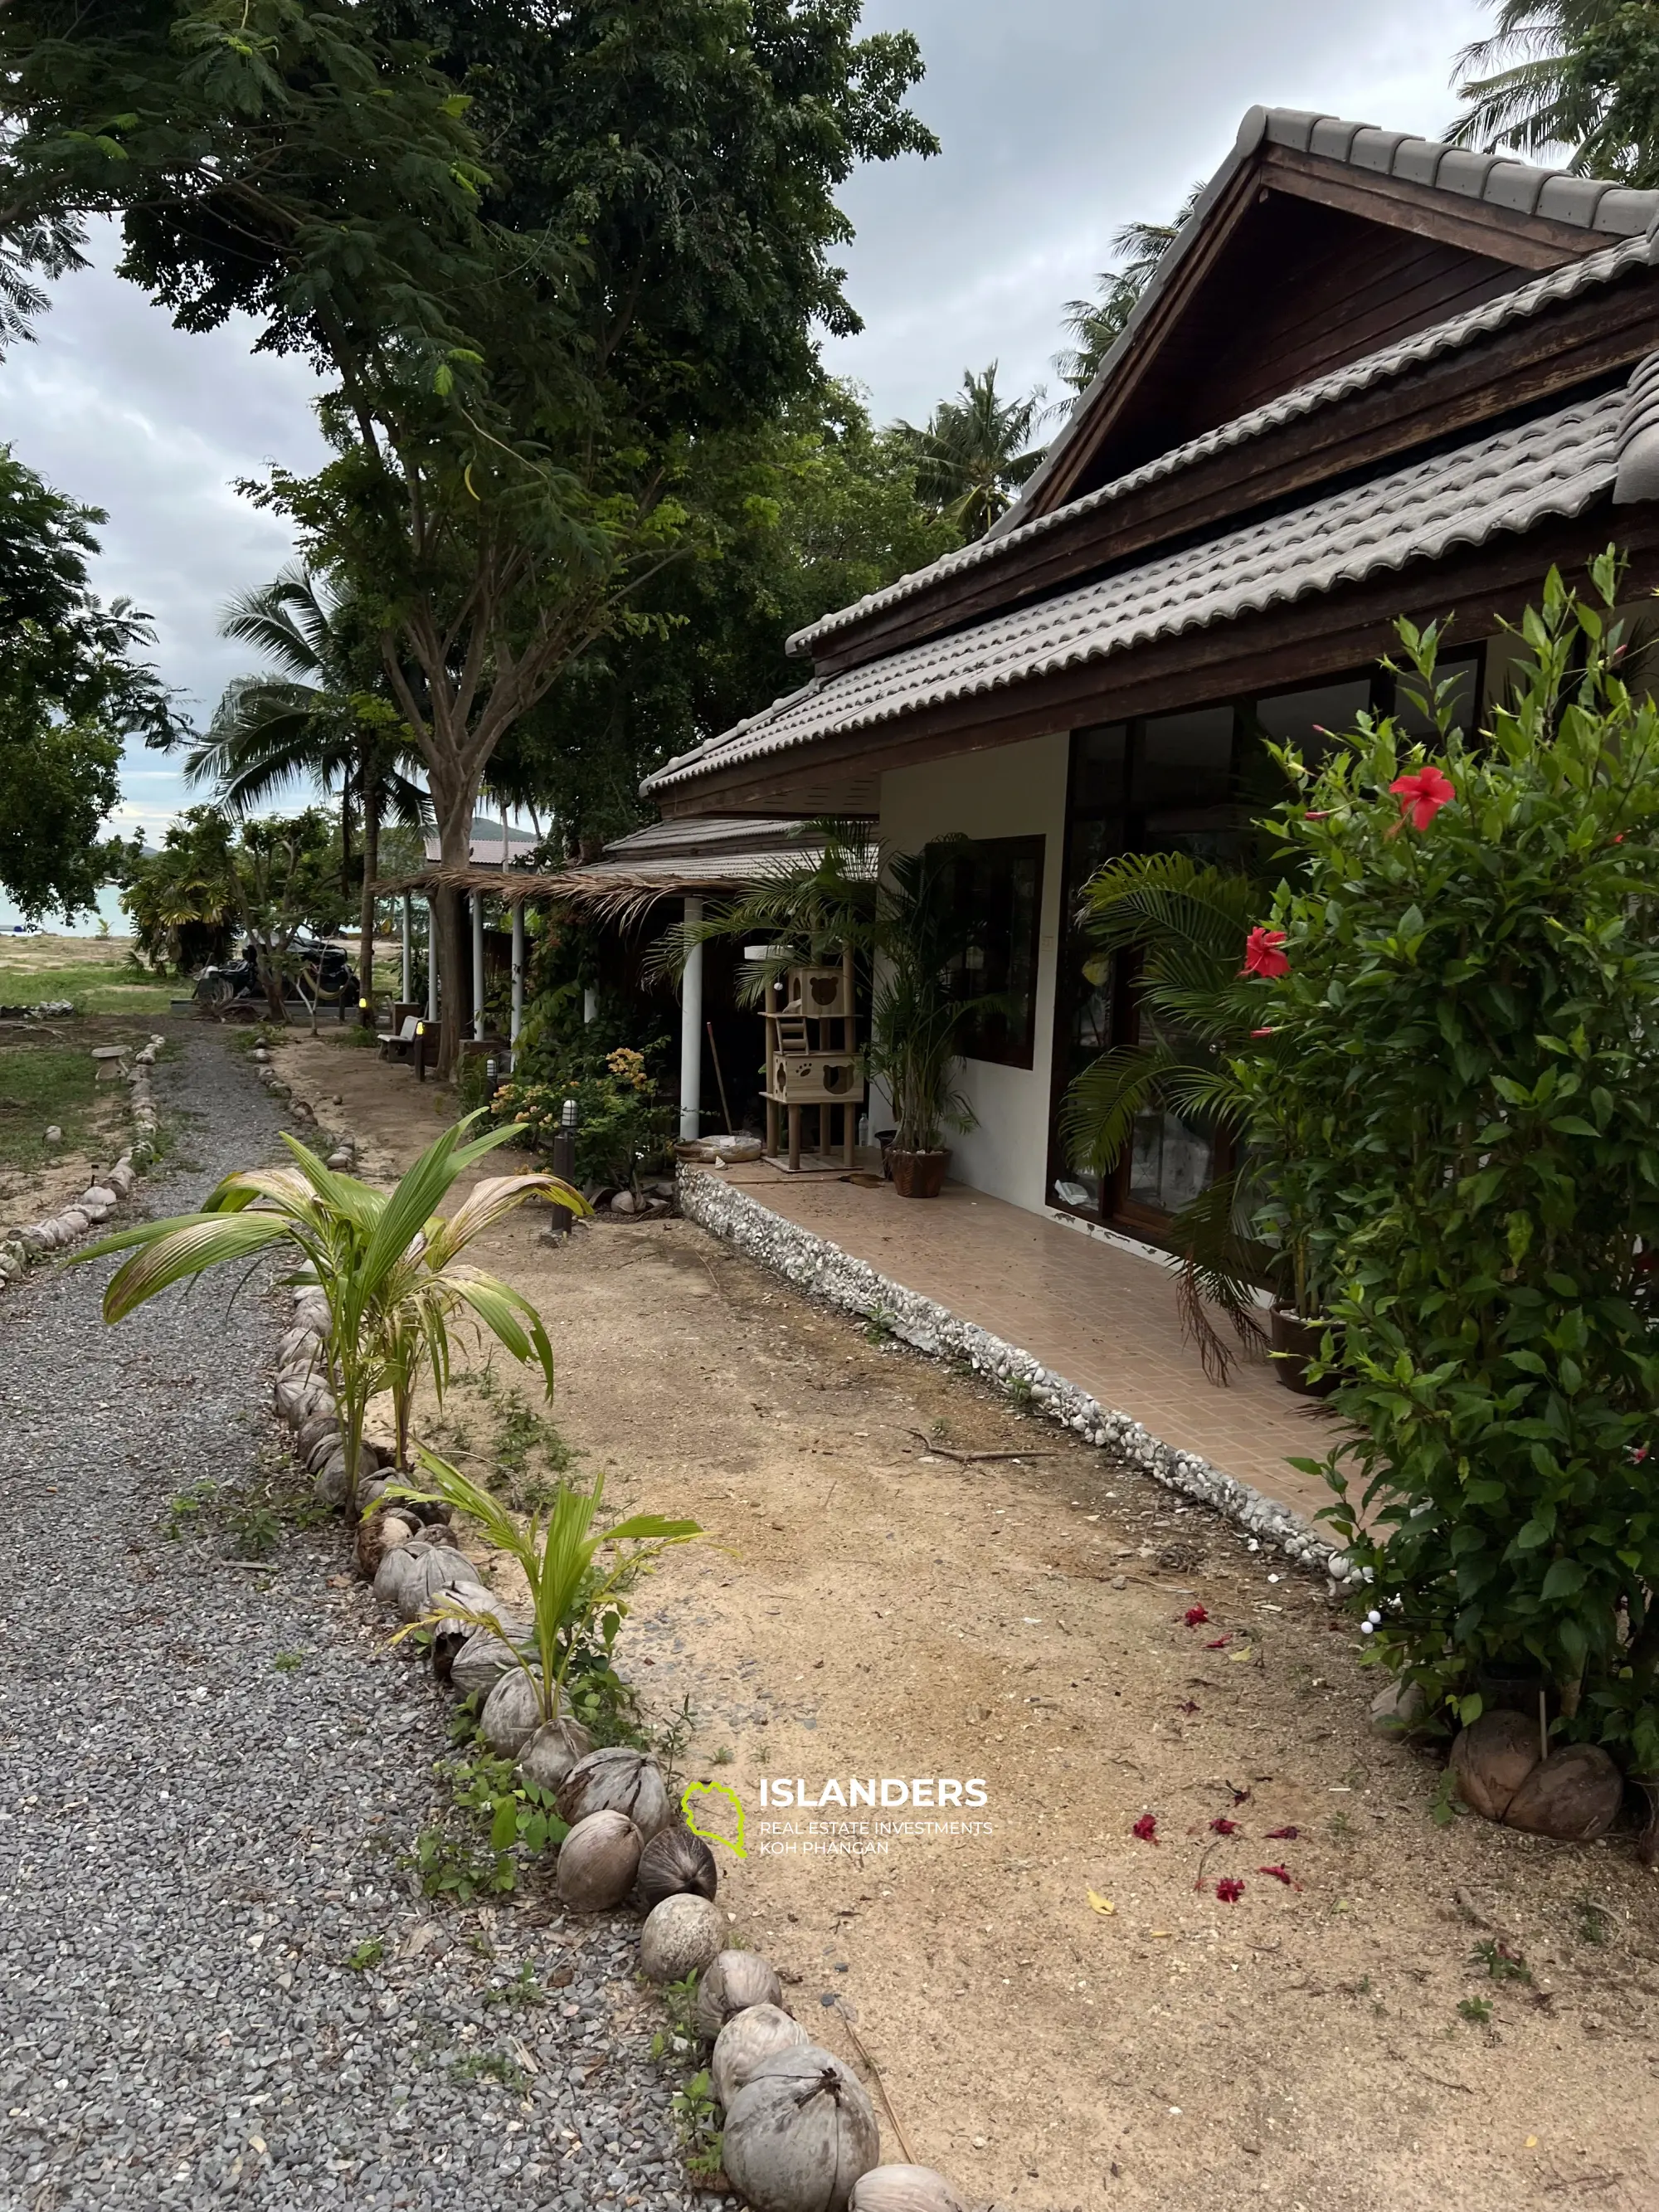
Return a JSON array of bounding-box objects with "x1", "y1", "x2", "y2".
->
[
  {"x1": 426, "y1": 897, "x2": 438, "y2": 1021},
  {"x1": 679, "y1": 894, "x2": 703, "y2": 1143},
  {"x1": 400, "y1": 895, "x2": 412, "y2": 1003},
  {"x1": 510, "y1": 903, "x2": 526, "y2": 1064},
  {"x1": 582, "y1": 987, "x2": 598, "y2": 1025},
  {"x1": 471, "y1": 893, "x2": 486, "y2": 1040}
]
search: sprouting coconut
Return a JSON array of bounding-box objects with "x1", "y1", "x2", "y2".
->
[
  {"x1": 479, "y1": 1669, "x2": 547, "y2": 1757},
  {"x1": 516, "y1": 1717, "x2": 593, "y2": 1795}
]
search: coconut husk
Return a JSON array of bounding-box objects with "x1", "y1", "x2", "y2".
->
[
  {"x1": 1504, "y1": 1743, "x2": 1624, "y2": 1840},
  {"x1": 1450, "y1": 1709, "x2": 1540, "y2": 1821}
]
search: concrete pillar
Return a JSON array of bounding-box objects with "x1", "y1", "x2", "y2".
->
[
  {"x1": 471, "y1": 893, "x2": 486, "y2": 1040},
  {"x1": 679, "y1": 894, "x2": 703, "y2": 1143},
  {"x1": 400, "y1": 895, "x2": 412, "y2": 1003},
  {"x1": 582, "y1": 987, "x2": 598, "y2": 1025},
  {"x1": 510, "y1": 903, "x2": 526, "y2": 1065},
  {"x1": 426, "y1": 897, "x2": 438, "y2": 1021}
]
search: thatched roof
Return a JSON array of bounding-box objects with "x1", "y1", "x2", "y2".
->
[{"x1": 372, "y1": 815, "x2": 853, "y2": 923}]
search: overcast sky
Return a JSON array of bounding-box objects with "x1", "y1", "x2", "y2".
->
[{"x1": 0, "y1": 0, "x2": 1493, "y2": 892}]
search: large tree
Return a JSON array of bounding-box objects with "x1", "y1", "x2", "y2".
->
[
  {"x1": 1450, "y1": 2, "x2": 1659, "y2": 181},
  {"x1": 0, "y1": 1, "x2": 934, "y2": 1065},
  {"x1": 488, "y1": 381, "x2": 961, "y2": 855},
  {"x1": 0, "y1": 445, "x2": 177, "y2": 918}
]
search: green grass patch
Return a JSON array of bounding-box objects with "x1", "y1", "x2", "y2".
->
[
  {"x1": 0, "y1": 1039, "x2": 99, "y2": 1172},
  {"x1": 0, "y1": 933, "x2": 177, "y2": 1015}
]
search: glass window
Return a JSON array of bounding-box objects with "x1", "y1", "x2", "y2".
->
[
  {"x1": 929, "y1": 834, "x2": 1045, "y2": 1069},
  {"x1": 1073, "y1": 724, "x2": 1127, "y2": 811},
  {"x1": 1127, "y1": 1109, "x2": 1214, "y2": 1218},
  {"x1": 1253, "y1": 677, "x2": 1375, "y2": 756}
]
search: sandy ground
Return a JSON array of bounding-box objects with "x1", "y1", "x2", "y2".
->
[{"x1": 269, "y1": 1030, "x2": 1659, "y2": 2212}]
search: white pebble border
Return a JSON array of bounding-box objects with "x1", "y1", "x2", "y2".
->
[
  {"x1": 0, "y1": 1034, "x2": 166, "y2": 1291},
  {"x1": 679, "y1": 1166, "x2": 1360, "y2": 1591}
]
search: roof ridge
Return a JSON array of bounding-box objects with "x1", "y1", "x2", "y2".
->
[{"x1": 787, "y1": 227, "x2": 1653, "y2": 660}]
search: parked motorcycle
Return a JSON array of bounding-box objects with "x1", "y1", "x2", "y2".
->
[{"x1": 193, "y1": 938, "x2": 361, "y2": 1012}]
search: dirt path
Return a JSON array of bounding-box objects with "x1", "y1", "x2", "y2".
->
[{"x1": 277, "y1": 1031, "x2": 1659, "y2": 2212}]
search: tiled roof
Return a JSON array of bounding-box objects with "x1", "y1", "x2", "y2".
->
[
  {"x1": 598, "y1": 816, "x2": 819, "y2": 863},
  {"x1": 644, "y1": 387, "x2": 1622, "y2": 797},
  {"x1": 790, "y1": 229, "x2": 1657, "y2": 660},
  {"x1": 999, "y1": 103, "x2": 1659, "y2": 538}
]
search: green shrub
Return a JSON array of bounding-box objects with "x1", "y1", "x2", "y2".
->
[{"x1": 1251, "y1": 556, "x2": 1659, "y2": 1770}]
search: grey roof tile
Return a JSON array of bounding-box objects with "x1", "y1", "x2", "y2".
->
[
  {"x1": 1536, "y1": 174, "x2": 1612, "y2": 227},
  {"x1": 787, "y1": 231, "x2": 1654, "y2": 660},
  {"x1": 646, "y1": 392, "x2": 1621, "y2": 798}
]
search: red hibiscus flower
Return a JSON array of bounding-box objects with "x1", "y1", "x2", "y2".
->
[
  {"x1": 1241, "y1": 926, "x2": 1289, "y2": 979},
  {"x1": 1215, "y1": 1878, "x2": 1245, "y2": 1904},
  {"x1": 1258, "y1": 1864, "x2": 1297, "y2": 1887},
  {"x1": 1265, "y1": 1826, "x2": 1300, "y2": 1841},
  {"x1": 1131, "y1": 1814, "x2": 1159, "y2": 1844},
  {"x1": 1185, "y1": 1605, "x2": 1209, "y2": 1628},
  {"x1": 1389, "y1": 764, "x2": 1455, "y2": 830},
  {"x1": 1209, "y1": 1816, "x2": 1239, "y2": 1836},
  {"x1": 1204, "y1": 1635, "x2": 1232, "y2": 1650}
]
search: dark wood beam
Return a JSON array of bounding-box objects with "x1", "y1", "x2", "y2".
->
[
  {"x1": 657, "y1": 507, "x2": 1659, "y2": 820},
  {"x1": 1260, "y1": 145, "x2": 1603, "y2": 271}
]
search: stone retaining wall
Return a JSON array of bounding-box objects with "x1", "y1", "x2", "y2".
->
[{"x1": 678, "y1": 1166, "x2": 1359, "y2": 1590}]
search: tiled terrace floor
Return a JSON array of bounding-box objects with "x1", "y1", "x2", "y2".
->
[{"x1": 722, "y1": 1161, "x2": 1341, "y2": 1527}]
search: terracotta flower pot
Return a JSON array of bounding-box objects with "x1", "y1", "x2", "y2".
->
[
  {"x1": 1268, "y1": 1306, "x2": 1340, "y2": 1398},
  {"x1": 889, "y1": 1147, "x2": 950, "y2": 1199}
]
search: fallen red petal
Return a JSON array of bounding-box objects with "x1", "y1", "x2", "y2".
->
[
  {"x1": 1209, "y1": 1816, "x2": 1239, "y2": 1835},
  {"x1": 1216, "y1": 1878, "x2": 1245, "y2": 1903},
  {"x1": 1258, "y1": 1864, "x2": 1296, "y2": 1885},
  {"x1": 1204, "y1": 1635, "x2": 1232, "y2": 1649},
  {"x1": 1184, "y1": 1605, "x2": 1209, "y2": 1627},
  {"x1": 1132, "y1": 1814, "x2": 1159, "y2": 1844},
  {"x1": 1266, "y1": 1826, "x2": 1300, "y2": 1840}
]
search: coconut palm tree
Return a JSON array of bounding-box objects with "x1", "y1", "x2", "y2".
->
[
  {"x1": 1055, "y1": 185, "x2": 1204, "y2": 393},
  {"x1": 187, "y1": 569, "x2": 429, "y2": 1019},
  {"x1": 898, "y1": 366, "x2": 1047, "y2": 540},
  {"x1": 1447, "y1": 2, "x2": 1659, "y2": 183}
]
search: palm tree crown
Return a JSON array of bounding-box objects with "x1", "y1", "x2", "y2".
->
[
  {"x1": 1448, "y1": 2, "x2": 1659, "y2": 183},
  {"x1": 190, "y1": 568, "x2": 428, "y2": 1011},
  {"x1": 898, "y1": 365, "x2": 1047, "y2": 541},
  {"x1": 1055, "y1": 184, "x2": 1204, "y2": 394}
]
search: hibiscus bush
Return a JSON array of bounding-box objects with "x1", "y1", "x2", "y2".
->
[{"x1": 1245, "y1": 555, "x2": 1659, "y2": 1769}]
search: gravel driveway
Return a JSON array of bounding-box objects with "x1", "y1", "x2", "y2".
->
[{"x1": 0, "y1": 1031, "x2": 693, "y2": 2211}]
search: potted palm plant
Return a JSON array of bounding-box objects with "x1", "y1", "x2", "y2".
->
[
  {"x1": 864, "y1": 847, "x2": 978, "y2": 1197},
  {"x1": 1059, "y1": 849, "x2": 1334, "y2": 1388}
]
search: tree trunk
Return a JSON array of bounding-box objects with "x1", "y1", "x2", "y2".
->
[
  {"x1": 358, "y1": 772, "x2": 381, "y2": 1028},
  {"x1": 339, "y1": 787, "x2": 354, "y2": 901},
  {"x1": 421, "y1": 760, "x2": 481, "y2": 1079}
]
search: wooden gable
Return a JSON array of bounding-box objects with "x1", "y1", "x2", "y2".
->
[{"x1": 1031, "y1": 139, "x2": 1609, "y2": 518}]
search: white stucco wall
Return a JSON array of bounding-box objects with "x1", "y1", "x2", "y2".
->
[{"x1": 878, "y1": 733, "x2": 1069, "y2": 1213}]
